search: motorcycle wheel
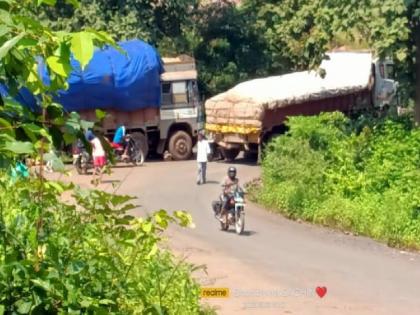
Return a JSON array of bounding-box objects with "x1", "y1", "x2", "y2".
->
[
  {"x1": 132, "y1": 148, "x2": 145, "y2": 166},
  {"x1": 235, "y1": 212, "x2": 245, "y2": 235},
  {"x1": 75, "y1": 162, "x2": 88, "y2": 175},
  {"x1": 75, "y1": 154, "x2": 89, "y2": 175},
  {"x1": 75, "y1": 158, "x2": 84, "y2": 175}
]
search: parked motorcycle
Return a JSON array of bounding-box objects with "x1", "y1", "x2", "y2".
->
[
  {"x1": 73, "y1": 139, "x2": 91, "y2": 175},
  {"x1": 73, "y1": 134, "x2": 145, "y2": 175},
  {"x1": 212, "y1": 188, "x2": 245, "y2": 235}
]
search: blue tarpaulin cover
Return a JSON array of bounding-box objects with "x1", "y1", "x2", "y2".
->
[{"x1": 1, "y1": 39, "x2": 164, "y2": 112}]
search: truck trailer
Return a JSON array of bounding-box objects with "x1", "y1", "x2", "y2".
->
[{"x1": 205, "y1": 51, "x2": 398, "y2": 161}]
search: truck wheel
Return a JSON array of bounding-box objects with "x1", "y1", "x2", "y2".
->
[
  {"x1": 168, "y1": 130, "x2": 192, "y2": 161},
  {"x1": 244, "y1": 151, "x2": 258, "y2": 162},
  {"x1": 221, "y1": 148, "x2": 240, "y2": 162},
  {"x1": 132, "y1": 132, "x2": 149, "y2": 159}
]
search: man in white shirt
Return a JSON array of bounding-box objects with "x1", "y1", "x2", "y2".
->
[{"x1": 196, "y1": 132, "x2": 211, "y2": 185}]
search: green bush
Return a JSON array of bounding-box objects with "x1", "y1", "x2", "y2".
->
[
  {"x1": 256, "y1": 112, "x2": 420, "y2": 249},
  {"x1": 0, "y1": 176, "x2": 204, "y2": 314}
]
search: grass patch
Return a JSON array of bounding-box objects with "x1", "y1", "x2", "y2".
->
[{"x1": 252, "y1": 112, "x2": 420, "y2": 250}]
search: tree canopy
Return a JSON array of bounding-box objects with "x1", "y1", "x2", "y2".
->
[{"x1": 9, "y1": 0, "x2": 420, "y2": 122}]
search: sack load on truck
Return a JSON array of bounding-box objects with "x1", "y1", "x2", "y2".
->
[
  {"x1": 205, "y1": 51, "x2": 397, "y2": 161},
  {"x1": 205, "y1": 52, "x2": 374, "y2": 136}
]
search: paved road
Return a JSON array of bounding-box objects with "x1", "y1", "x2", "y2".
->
[{"x1": 66, "y1": 158, "x2": 420, "y2": 315}]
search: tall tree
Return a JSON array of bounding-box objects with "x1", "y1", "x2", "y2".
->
[
  {"x1": 243, "y1": 0, "x2": 420, "y2": 123},
  {"x1": 37, "y1": 0, "x2": 199, "y2": 55},
  {"x1": 190, "y1": 0, "x2": 288, "y2": 96}
]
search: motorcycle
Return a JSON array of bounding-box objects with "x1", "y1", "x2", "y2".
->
[
  {"x1": 112, "y1": 134, "x2": 145, "y2": 166},
  {"x1": 73, "y1": 134, "x2": 145, "y2": 175},
  {"x1": 212, "y1": 188, "x2": 245, "y2": 235},
  {"x1": 73, "y1": 139, "x2": 91, "y2": 175}
]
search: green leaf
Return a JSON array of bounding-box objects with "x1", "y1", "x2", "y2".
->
[
  {"x1": 31, "y1": 279, "x2": 52, "y2": 292},
  {"x1": 0, "y1": 10, "x2": 12, "y2": 26},
  {"x1": 71, "y1": 32, "x2": 94, "y2": 69},
  {"x1": 2, "y1": 141, "x2": 34, "y2": 154},
  {"x1": 146, "y1": 243, "x2": 158, "y2": 259},
  {"x1": 142, "y1": 221, "x2": 153, "y2": 233},
  {"x1": 80, "y1": 299, "x2": 92, "y2": 308},
  {"x1": 65, "y1": 0, "x2": 79, "y2": 7},
  {"x1": 17, "y1": 38, "x2": 38, "y2": 48},
  {"x1": 0, "y1": 25, "x2": 10, "y2": 37},
  {"x1": 395, "y1": 49, "x2": 407, "y2": 62},
  {"x1": 37, "y1": 0, "x2": 56, "y2": 5},
  {"x1": 22, "y1": 123, "x2": 47, "y2": 142},
  {"x1": 0, "y1": 33, "x2": 25, "y2": 59},
  {"x1": 174, "y1": 211, "x2": 195, "y2": 228},
  {"x1": 145, "y1": 304, "x2": 166, "y2": 315},
  {"x1": 0, "y1": 117, "x2": 14, "y2": 136},
  {"x1": 46, "y1": 56, "x2": 71, "y2": 77},
  {"x1": 89, "y1": 30, "x2": 115, "y2": 45},
  {"x1": 15, "y1": 299, "x2": 32, "y2": 314},
  {"x1": 44, "y1": 152, "x2": 65, "y2": 172},
  {"x1": 95, "y1": 109, "x2": 106, "y2": 121},
  {"x1": 0, "y1": 305, "x2": 4, "y2": 315},
  {"x1": 67, "y1": 260, "x2": 86, "y2": 275},
  {"x1": 45, "y1": 181, "x2": 65, "y2": 193},
  {"x1": 80, "y1": 119, "x2": 94, "y2": 131},
  {"x1": 154, "y1": 210, "x2": 172, "y2": 229}
]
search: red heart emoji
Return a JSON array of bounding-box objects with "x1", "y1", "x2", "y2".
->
[{"x1": 316, "y1": 286, "x2": 327, "y2": 298}]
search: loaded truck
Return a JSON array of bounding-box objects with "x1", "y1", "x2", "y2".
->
[
  {"x1": 1, "y1": 40, "x2": 203, "y2": 161},
  {"x1": 63, "y1": 40, "x2": 203, "y2": 160},
  {"x1": 205, "y1": 51, "x2": 398, "y2": 161}
]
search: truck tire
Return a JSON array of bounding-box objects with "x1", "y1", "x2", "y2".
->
[
  {"x1": 221, "y1": 148, "x2": 240, "y2": 162},
  {"x1": 208, "y1": 143, "x2": 220, "y2": 162},
  {"x1": 244, "y1": 150, "x2": 258, "y2": 162},
  {"x1": 168, "y1": 130, "x2": 192, "y2": 161},
  {"x1": 132, "y1": 132, "x2": 149, "y2": 159}
]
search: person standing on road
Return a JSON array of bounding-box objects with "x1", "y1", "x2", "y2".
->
[
  {"x1": 196, "y1": 132, "x2": 211, "y2": 185},
  {"x1": 87, "y1": 131, "x2": 106, "y2": 185}
]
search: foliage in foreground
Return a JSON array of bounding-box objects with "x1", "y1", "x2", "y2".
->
[
  {"x1": 0, "y1": 176, "x2": 203, "y2": 314},
  {"x1": 254, "y1": 112, "x2": 420, "y2": 249},
  {"x1": 0, "y1": 1, "x2": 208, "y2": 314}
]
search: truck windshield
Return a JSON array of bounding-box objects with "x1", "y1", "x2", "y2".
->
[
  {"x1": 385, "y1": 64, "x2": 395, "y2": 79},
  {"x1": 172, "y1": 81, "x2": 187, "y2": 104}
]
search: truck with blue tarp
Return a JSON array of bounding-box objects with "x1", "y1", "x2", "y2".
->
[{"x1": 1, "y1": 39, "x2": 203, "y2": 160}]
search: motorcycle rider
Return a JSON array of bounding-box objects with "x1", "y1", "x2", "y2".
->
[
  {"x1": 112, "y1": 124, "x2": 129, "y2": 159},
  {"x1": 218, "y1": 167, "x2": 240, "y2": 221}
]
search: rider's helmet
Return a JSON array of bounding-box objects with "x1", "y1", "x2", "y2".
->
[{"x1": 227, "y1": 167, "x2": 237, "y2": 180}]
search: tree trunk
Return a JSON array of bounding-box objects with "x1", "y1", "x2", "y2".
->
[{"x1": 415, "y1": 24, "x2": 420, "y2": 125}]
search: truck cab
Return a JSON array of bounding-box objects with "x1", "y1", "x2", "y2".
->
[
  {"x1": 373, "y1": 58, "x2": 398, "y2": 109},
  {"x1": 87, "y1": 55, "x2": 203, "y2": 161},
  {"x1": 156, "y1": 56, "x2": 204, "y2": 160}
]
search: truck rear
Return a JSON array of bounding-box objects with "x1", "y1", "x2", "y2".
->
[{"x1": 205, "y1": 52, "x2": 397, "y2": 161}]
